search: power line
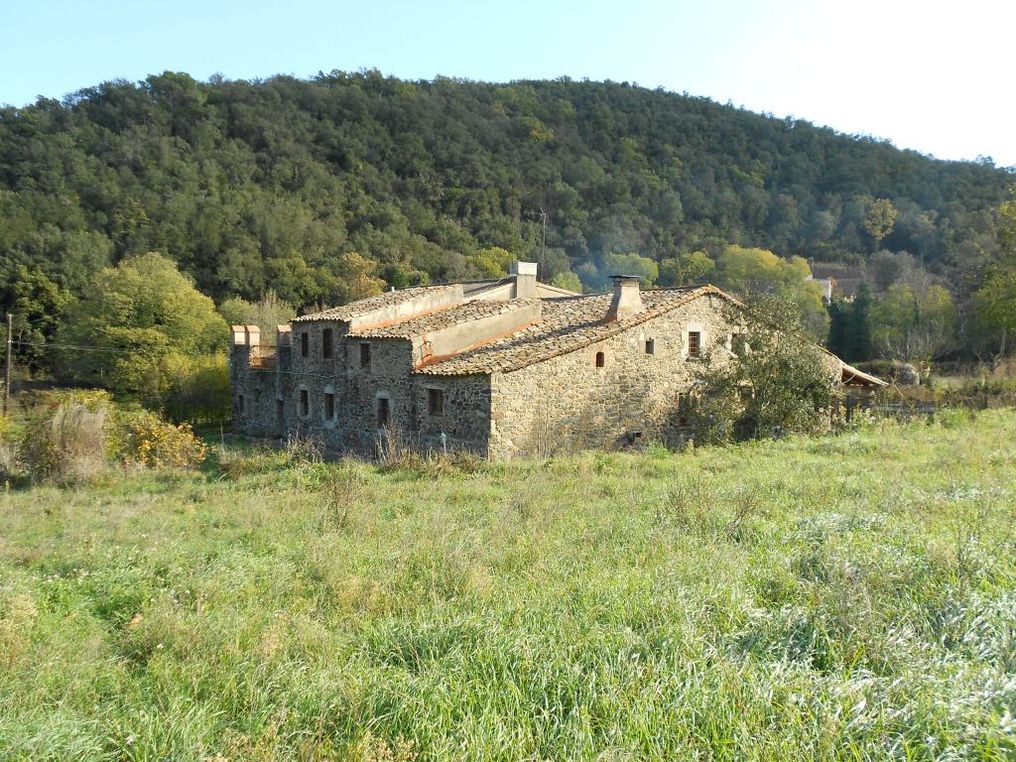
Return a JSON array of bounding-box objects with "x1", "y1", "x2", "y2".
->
[{"x1": 14, "y1": 339, "x2": 122, "y2": 354}]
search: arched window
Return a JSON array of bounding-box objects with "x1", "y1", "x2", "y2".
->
[{"x1": 595, "y1": 351, "x2": 605, "y2": 368}]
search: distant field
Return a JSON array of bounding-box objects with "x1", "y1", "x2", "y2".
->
[{"x1": 1, "y1": 411, "x2": 1015, "y2": 760}]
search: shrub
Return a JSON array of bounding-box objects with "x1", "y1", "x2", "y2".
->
[
  {"x1": 20, "y1": 402, "x2": 110, "y2": 484},
  {"x1": 119, "y1": 411, "x2": 208, "y2": 468},
  {"x1": 688, "y1": 296, "x2": 838, "y2": 444}
]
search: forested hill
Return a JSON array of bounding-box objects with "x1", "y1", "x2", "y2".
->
[{"x1": 0, "y1": 70, "x2": 1011, "y2": 312}]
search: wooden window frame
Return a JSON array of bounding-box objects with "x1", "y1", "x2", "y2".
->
[{"x1": 687, "y1": 331, "x2": 701, "y2": 359}]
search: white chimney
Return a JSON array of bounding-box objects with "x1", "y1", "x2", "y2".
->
[
  {"x1": 606, "y1": 275, "x2": 644, "y2": 322},
  {"x1": 511, "y1": 261, "x2": 538, "y2": 299}
]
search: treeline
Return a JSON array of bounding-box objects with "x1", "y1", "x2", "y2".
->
[{"x1": 0, "y1": 70, "x2": 1013, "y2": 389}]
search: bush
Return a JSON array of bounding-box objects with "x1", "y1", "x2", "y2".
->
[
  {"x1": 688, "y1": 296, "x2": 838, "y2": 445},
  {"x1": 20, "y1": 394, "x2": 112, "y2": 483},
  {"x1": 119, "y1": 411, "x2": 208, "y2": 469},
  {"x1": 7, "y1": 389, "x2": 208, "y2": 483}
]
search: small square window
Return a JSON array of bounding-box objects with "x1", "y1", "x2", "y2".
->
[
  {"x1": 360, "y1": 342, "x2": 371, "y2": 369},
  {"x1": 324, "y1": 391, "x2": 335, "y2": 420},
  {"x1": 645, "y1": 339, "x2": 655, "y2": 355},
  {"x1": 427, "y1": 388, "x2": 444, "y2": 416},
  {"x1": 322, "y1": 328, "x2": 334, "y2": 359},
  {"x1": 687, "y1": 331, "x2": 701, "y2": 358},
  {"x1": 299, "y1": 389, "x2": 309, "y2": 417},
  {"x1": 300, "y1": 332, "x2": 309, "y2": 358}
]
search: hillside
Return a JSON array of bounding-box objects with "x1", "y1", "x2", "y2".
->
[
  {"x1": 1, "y1": 411, "x2": 1015, "y2": 758},
  {"x1": 1, "y1": 71, "x2": 1011, "y2": 318}
]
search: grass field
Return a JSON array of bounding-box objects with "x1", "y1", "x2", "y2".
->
[{"x1": 1, "y1": 410, "x2": 1015, "y2": 760}]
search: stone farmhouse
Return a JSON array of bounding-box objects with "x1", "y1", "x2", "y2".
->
[{"x1": 230, "y1": 262, "x2": 883, "y2": 459}]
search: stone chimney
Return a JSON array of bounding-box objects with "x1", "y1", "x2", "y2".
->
[
  {"x1": 511, "y1": 261, "x2": 538, "y2": 299},
  {"x1": 606, "y1": 276, "x2": 644, "y2": 322}
]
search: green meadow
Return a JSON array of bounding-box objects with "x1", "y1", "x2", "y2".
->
[{"x1": 1, "y1": 410, "x2": 1015, "y2": 760}]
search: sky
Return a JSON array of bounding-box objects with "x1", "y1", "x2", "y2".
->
[{"x1": 3, "y1": 0, "x2": 1014, "y2": 167}]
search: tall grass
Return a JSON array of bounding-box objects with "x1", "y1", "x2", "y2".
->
[{"x1": 1, "y1": 411, "x2": 1015, "y2": 759}]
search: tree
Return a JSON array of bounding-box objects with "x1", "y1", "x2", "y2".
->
[
  {"x1": 0, "y1": 265, "x2": 72, "y2": 372},
  {"x1": 659, "y1": 251, "x2": 716, "y2": 287},
  {"x1": 469, "y1": 247, "x2": 514, "y2": 279},
  {"x1": 689, "y1": 297, "x2": 838, "y2": 444},
  {"x1": 550, "y1": 271, "x2": 582, "y2": 292},
  {"x1": 970, "y1": 195, "x2": 1016, "y2": 367},
  {"x1": 55, "y1": 253, "x2": 228, "y2": 405},
  {"x1": 870, "y1": 283, "x2": 957, "y2": 368},
  {"x1": 601, "y1": 252, "x2": 659, "y2": 286},
  {"x1": 218, "y1": 290, "x2": 297, "y2": 346},
  {"x1": 863, "y1": 198, "x2": 899, "y2": 251},
  {"x1": 714, "y1": 245, "x2": 828, "y2": 338}
]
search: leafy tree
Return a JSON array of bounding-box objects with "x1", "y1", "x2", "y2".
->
[
  {"x1": 688, "y1": 297, "x2": 838, "y2": 444},
  {"x1": 0, "y1": 265, "x2": 72, "y2": 371},
  {"x1": 714, "y1": 245, "x2": 828, "y2": 337},
  {"x1": 601, "y1": 252, "x2": 659, "y2": 286},
  {"x1": 469, "y1": 247, "x2": 515, "y2": 279},
  {"x1": 218, "y1": 290, "x2": 297, "y2": 346},
  {"x1": 863, "y1": 198, "x2": 899, "y2": 251},
  {"x1": 970, "y1": 195, "x2": 1016, "y2": 366},
  {"x1": 55, "y1": 253, "x2": 228, "y2": 405},
  {"x1": 870, "y1": 283, "x2": 957, "y2": 367},
  {"x1": 550, "y1": 271, "x2": 582, "y2": 292}
]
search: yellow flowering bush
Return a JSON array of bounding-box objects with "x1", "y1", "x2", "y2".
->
[{"x1": 120, "y1": 411, "x2": 207, "y2": 468}]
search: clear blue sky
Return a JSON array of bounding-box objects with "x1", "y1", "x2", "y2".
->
[{"x1": 4, "y1": 0, "x2": 1014, "y2": 166}]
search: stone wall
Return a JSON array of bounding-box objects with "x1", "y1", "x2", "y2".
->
[
  {"x1": 234, "y1": 319, "x2": 491, "y2": 457},
  {"x1": 487, "y1": 293, "x2": 738, "y2": 459}
]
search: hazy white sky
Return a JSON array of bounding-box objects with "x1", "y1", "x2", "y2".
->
[{"x1": 3, "y1": 0, "x2": 1014, "y2": 166}]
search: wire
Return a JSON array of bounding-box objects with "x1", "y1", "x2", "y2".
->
[{"x1": 13, "y1": 340, "x2": 122, "y2": 353}]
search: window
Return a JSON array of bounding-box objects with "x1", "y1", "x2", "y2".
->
[
  {"x1": 731, "y1": 333, "x2": 748, "y2": 356},
  {"x1": 360, "y1": 342, "x2": 371, "y2": 369},
  {"x1": 687, "y1": 331, "x2": 701, "y2": 358},
  {"x1": 595, "y1": 351, "x2": 605, "y2": 368},
  {"x1": 324, "y1": 391, "x2": 335, "y2": 420},
  {"x1": 322, "y1": 328, "x2": 334, "y2": 359},
  {"x1": 376, "y1": 396, "x2": 390, "y2": 427},
  {"x1": 677, "y1": 393, "x2": 691, "y2": 427},
  {"x1": 645, "y1": 339, "x2": 655, "y2": 355},
  {"x1": 237, "y1": 394, "x2": 245, "y2": 415},
  {"x1": 300, "y1": 332, "x2": 309, "y2": 358},
  {"x1": 299, "y1": 389, "x2": 309, "y2": 417},
  {"x1": 427, "y1": 388, "x2": 444, "y2": 416}
]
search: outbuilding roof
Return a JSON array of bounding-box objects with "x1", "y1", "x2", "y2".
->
[
  {"x1": 351, "y1": 298, "x2": 541, "y2": 339},
  {"x1": 416, "y1": 286, "x2": 721, "y2": 375},
  {"x1": 292, "y1": 285, "x2": 456, "y2": 323}
]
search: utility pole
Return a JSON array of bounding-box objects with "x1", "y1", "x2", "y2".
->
[
  {"x1": 540, "y1": 207, "x2": 547, "y2": 263},
  {"x1": 3, "y1": 313, "x2": 11, "y2": 414}
]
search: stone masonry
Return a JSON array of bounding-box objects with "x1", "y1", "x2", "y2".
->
[{"x1": 230, "y1": 264, "x2": 883, "y2": 460}]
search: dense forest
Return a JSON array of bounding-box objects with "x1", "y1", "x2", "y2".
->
[{"x1": 1, "y1": 70, "x2": 1013, "y2": 392}]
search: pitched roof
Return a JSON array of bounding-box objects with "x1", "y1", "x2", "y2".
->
[
  {"x1": 292, "y1": 285, "x2": 456, "y2": 323},
  {"x1": 416, "y1": 286, "x2": 722, "y2": 375},
  {"x1": 351, "y1": 298, "x2": 540, "y2": 339}
]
